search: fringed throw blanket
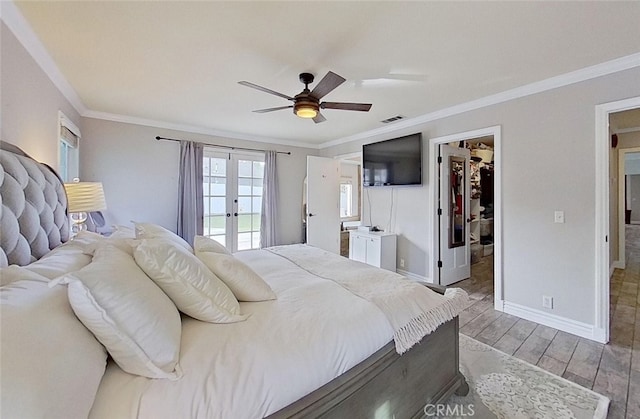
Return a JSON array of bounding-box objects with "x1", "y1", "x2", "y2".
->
[{"x1": 267, "y1": 244, "x2": 468, "y2": 354}]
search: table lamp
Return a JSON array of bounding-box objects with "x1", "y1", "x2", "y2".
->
[{"x1": 64, "y1": 181, "x2": 107, "y2": 235}]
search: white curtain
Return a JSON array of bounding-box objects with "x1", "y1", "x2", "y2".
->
[
  {"x1": 177, "y1": 140, "x2": 204, "y2": 245},
  {"x1": 260, "y1": 150, "x2": 278, "y2": 248}
]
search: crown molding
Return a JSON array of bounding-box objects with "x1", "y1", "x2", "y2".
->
[
  {"x1": 1, "y1": 1, "x2": 87, "y2": 115},
  {"x1": 83, "y1": 111, "x2": 319, "y2": 150},
  {"x1": 320, "y1": 52, "x2": 640, "y2": 149}
]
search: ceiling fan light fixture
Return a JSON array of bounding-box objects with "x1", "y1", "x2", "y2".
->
[
  {"x1": 294, "y1": 100, "x2": 319, "y2": 119},
  {"x1": 295, "y1": 106, "x2": 318, "y2": 119}
]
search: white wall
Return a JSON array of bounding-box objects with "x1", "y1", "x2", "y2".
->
[
  {"x1": 1, "y1": 22, "x2": 81, "y2": 167},
  {"x1": 322, "y1": 67, "x2": 640, "y2": 326},
  {"x1": 630, "y1": 175, "x2": 640, "y2": 223},
  {"x1": 79, "y1": 118, "x2": 317, "y2": 245}
]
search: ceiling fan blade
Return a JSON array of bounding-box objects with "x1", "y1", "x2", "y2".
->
[
  {"x1": 253, "y1": 105, "x2": 293, "y2": 113},
  {"x1": 321, "y1": 102, "x2": 372, "y2": 112},
  {"x1": 310, "y1": 71, "x2": 346, "y2": 100},
  {"x1": 313, "y1": 113, "x2": 327, "y2": 124},
  {"x1": 238, "y1": 81, "x2": 294, "y2": 101}
]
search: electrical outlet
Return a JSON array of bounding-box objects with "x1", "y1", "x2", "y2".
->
[
  {"x1": 400, "y1": 258, "x2": 405, "y2": 268},
  {"x1": 542, "y1": 295, "x2": 554, "y2": 309},
  {"x1": 554, "y1": 211, "x2": 565, "y2": 224}
]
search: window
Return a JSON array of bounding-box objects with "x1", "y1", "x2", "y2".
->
[{"x1": 58, "y1": 112, "x2": 80, "y2": 182}]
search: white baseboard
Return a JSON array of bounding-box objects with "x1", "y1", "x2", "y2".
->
[
  {"x1": 611, "y1": 260, "x2": 624, "y2": 274},
  {"x1": 397, "y1": 268, "x2": 430, "y2": 283},
  {"x1": 503, "y1": 301, "x2": 604, "y2": 343}
]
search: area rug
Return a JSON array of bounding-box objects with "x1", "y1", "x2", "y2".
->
[{"x1": 440, "y1": 334, "x2": 610, "y2": 419}]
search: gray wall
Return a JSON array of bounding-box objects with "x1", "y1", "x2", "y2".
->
[
  {"x1": 322, "y1": 67, "x2": 640, "y2": 326},
  {"x1": 79, "y1": 118, "x2": 317, "y2": 245},
  {"x1": 1, "y1": 22, "x2": 81, "y2": 166}
]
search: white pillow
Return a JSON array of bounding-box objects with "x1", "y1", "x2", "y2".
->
[
  {"x1": 110, "y1": 224, "x2": 135, "y2": 239},
  {"x1": 22, "y1": 245, "x2": 93, "y2": 280},
  {"x1": 84, "y1": 236, "x2": 138, "y2": 256},
  {"x1": 196, "y1": 252, "x2": 276, "y2": 302},
  {"x1": 194, "y1": 235, "x2": 231, "y2": 255},
  {"x1": 0, "y1": 279, "x2": 107, "y2": 419},
  {"x1": 134, "y1": 222, "x2": 192, "y2": 251},
  {"x1": 134, "y1": 239, "x2": 247, "y2": 323},
  {"x1": 0, "y1": 265, "x2": 49, "y2": 286},
  {"x1": 53, "y1": 245, "x2": 182, "y2": 379}
]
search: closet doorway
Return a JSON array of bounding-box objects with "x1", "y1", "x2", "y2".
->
[{"x1": 429, "y1": 126, "x2": 503, "y2": 310}]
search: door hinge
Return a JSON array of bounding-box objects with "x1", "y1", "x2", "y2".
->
[
  {"x1": 437, "y1": 156, "x2": 442, "y2": 164},
  {"x1": 437, "y1": 260, "x2": 443, "y2": 268},
  {"x1": 437, "y1": 208, "x2": 442, "y2": 215}
]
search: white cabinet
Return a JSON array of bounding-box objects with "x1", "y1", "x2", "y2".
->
[{"x1": 349, "y1": 231, "x2": 397, "y2": 271}]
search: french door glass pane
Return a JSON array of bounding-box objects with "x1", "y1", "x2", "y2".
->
[
  {"x1": 238, "y1": 160, "x2": 252, "y2": 177},
  {"x1": 238, "y1": 214, "x2": 252, "y2": 233},
  {"x1": 253, "y1": 161, "x2": 265, "y2": 178},
  {"x1": 237, "y1": 232, "x2": 252, "y2": 251},
  {"x1": 238, "y1": 197, "x2": 252, "y2": 213},
  {"x1": 211, "y1": 177, "x2": 225, "y2": 195},
  {"x1": 238, "y1": 177, "x2": 251, "y2": 195}
]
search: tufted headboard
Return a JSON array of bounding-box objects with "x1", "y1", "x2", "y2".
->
[{"x1": 0, "y1": 141, "x2": 69, "y2": 267}]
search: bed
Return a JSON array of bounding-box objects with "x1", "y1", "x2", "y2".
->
[{"x1": 0, "y1": 141, "x2": 468, "y2": 419}]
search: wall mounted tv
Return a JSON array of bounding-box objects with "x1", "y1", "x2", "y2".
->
[{"x1": 362, "y1": 133, "x2": 422, "y2": 187}]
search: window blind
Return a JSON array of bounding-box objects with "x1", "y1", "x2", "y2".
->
[{"x1": 60, "y1": 126, "x2": 79, "y2": 148}]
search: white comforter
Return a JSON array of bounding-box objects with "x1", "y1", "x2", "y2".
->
[{"x1": 89, "y1": 249, "x2": 394, "y2": 419}]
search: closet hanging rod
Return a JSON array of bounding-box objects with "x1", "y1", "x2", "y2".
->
[{"x1": 155, "y1": 136, "x2": 291, "y2": 155}]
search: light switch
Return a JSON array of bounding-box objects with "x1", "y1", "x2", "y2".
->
[{"x1": 554, "y1": 211, "x2": 565, "y2": 224}]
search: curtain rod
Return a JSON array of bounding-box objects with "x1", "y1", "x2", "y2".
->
[{"x1": 155, "y1": 136, "x2": 291, "y2": 155}]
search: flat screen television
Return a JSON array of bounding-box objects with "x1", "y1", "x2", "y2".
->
[{"x1": 362, "y1": 133, "x2": 422, "y2": 186}]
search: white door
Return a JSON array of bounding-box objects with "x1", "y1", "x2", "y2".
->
[
  {"x1": 306, "y1": 156, "x2": 340, "y2": 254},
  {"x1": 439, "y1": 144, "x2": 471, "y2": 285},
  {"x1": 203, "y1": 151, "x2": 265, "y2": 252}
]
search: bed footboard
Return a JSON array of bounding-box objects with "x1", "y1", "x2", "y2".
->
[{"x1": 269, "y1": 316, "x2": 465, "y2": 419}]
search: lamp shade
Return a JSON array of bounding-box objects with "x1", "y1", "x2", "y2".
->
[{"x1": 64, "y1": 182, "x2": 107, "y2": 213}]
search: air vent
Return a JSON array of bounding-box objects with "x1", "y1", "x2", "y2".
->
[{"x1": 380, "y1": 115, "x2": 405, "y2": 124}]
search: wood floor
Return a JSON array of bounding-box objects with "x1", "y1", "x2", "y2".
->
[{"x1": 456, "y1": 225, "x2": 640, "y2": 419}]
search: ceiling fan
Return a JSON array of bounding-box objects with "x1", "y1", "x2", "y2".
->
[{"x1": 238, "y1": 71, "x2": 372, "y2": 123}]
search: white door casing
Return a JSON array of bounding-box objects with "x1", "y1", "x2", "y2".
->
[
  {"x1": 439, "y1": 144, "x2": 471, "y2": 286},
  {"x1": 306, "y1": 156, "x2": 340, "y2": 254}
]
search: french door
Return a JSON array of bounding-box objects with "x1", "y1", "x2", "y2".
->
[{"x1": 203, "y1": 150, "x2": 265, "y2": 252}]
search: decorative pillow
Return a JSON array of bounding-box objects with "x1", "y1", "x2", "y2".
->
[
  {"x1": 52, "y1": 245, "x2": 182, "y2": 379},
  {"x1": 134, "y1": 222, "x2": 192, "y2": 251},
  {"x1": 134, "y1": 239, "x2": 247, "y2": 323},
  {"x1": 0, "y1": 278, "x2": 107, "y2": 418},
  {"x1": 194, "y1": 235, "x2": 231, "y2": 255},
  {"x1": 196, "y1": 252, "x2": 276, "y2": 302}
]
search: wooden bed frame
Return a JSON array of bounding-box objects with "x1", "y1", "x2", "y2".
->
[
  {"x1": 1, "y1": 142, "x2": 468, "y2": 419},
  {"x1": 270, "y1": 284, "x2": 468, "y2": 419}
]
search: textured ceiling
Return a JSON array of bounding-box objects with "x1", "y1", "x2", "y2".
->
[{"x1": 13, "y1": 1, "x2": 640, "y2": 147}]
